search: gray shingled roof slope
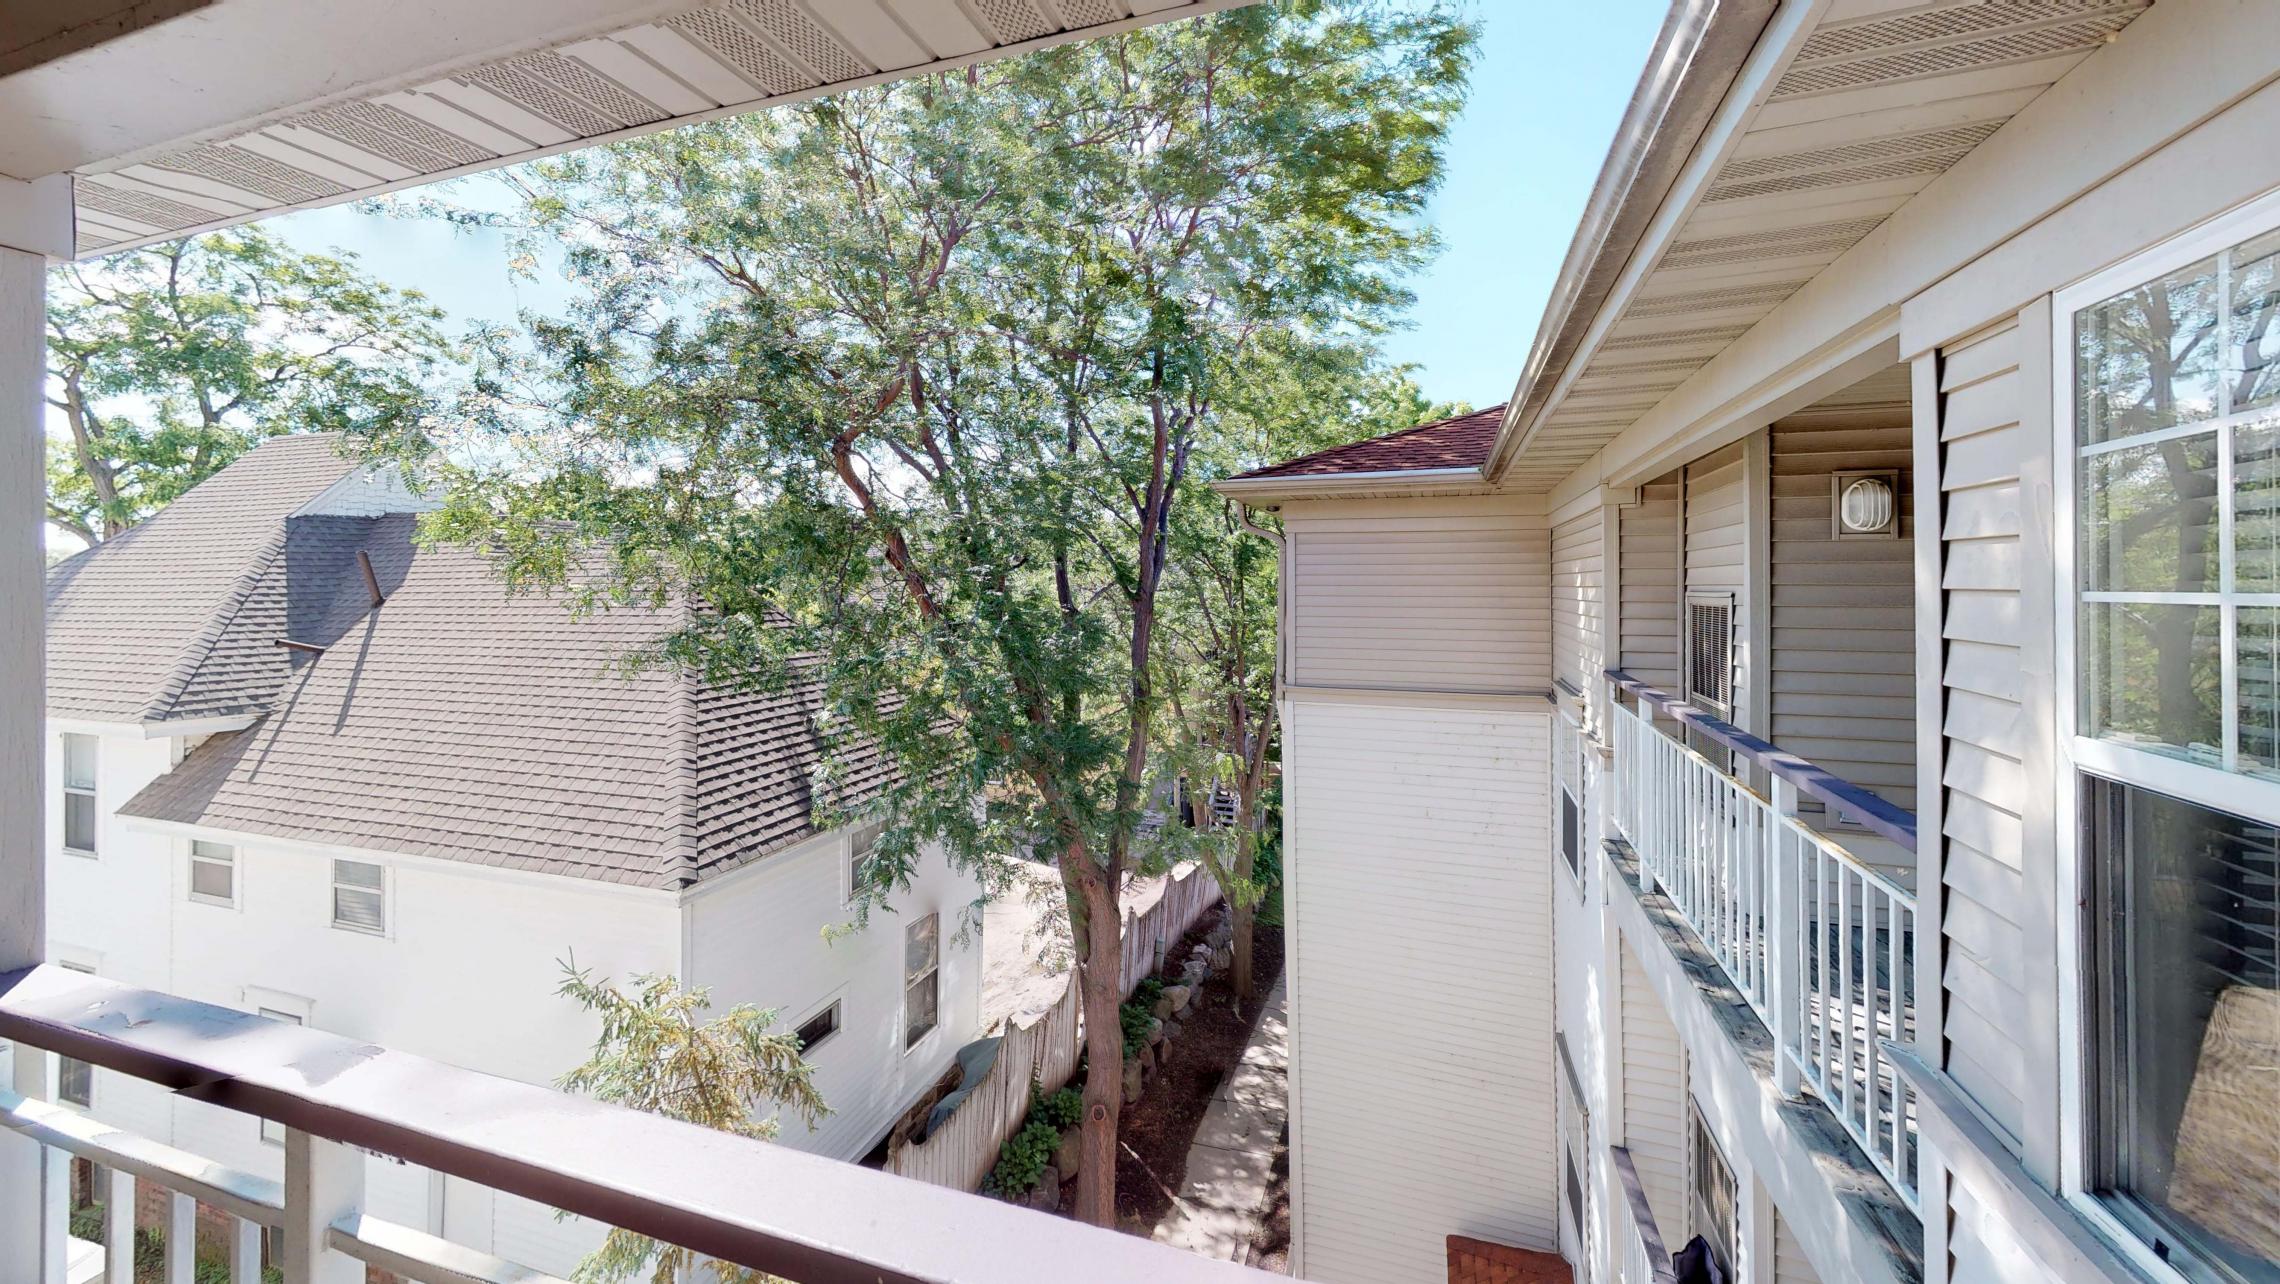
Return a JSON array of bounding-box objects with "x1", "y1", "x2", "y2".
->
[
  {"x1": 45, "y1": 434, "x2": 361, "y2": 722},
  {"x1": 109, "y1": 514, "x2": 881, "y2": 890}
]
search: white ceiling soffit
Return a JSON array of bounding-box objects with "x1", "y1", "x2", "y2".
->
[
  {"x1": 54, "y1": 0, "x2": 1251, "y2": 260},
  {"x1": 1495, "y1": 0, "x2": 2150, "y2": 494}
]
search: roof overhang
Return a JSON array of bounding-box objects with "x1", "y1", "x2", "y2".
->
[
  {"x1": 1483, "y1": 0, "x2": 1780, "y2": 483},
  {"x1": 1485, "y1": 0, "x2": 2153, "y2": 493},
  {"x1": 0, "y1": 0, "x2": 1260, "y2": 260},
  {"x1": 1214, "y1": 466, "x2": 1493, "y2": 505}
]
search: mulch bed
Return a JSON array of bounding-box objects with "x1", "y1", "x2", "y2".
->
[{"x1": 1103, "y1": 918, "x2": 1287, "y2": 1229}]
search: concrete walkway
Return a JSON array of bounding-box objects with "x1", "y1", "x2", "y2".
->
[{"x1": 1152, "y1": 974, "x2": 1289, "y2": 1266}]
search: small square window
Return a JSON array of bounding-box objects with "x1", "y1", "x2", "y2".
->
[
  {"x1": 331, "y1": 860, "x2": 385, "y2": 935},
  {"x1": 61, "y1": 734, "x2": 96, "y2": 855},
  {"x1": 794, "y1": 1002, "x2": 841, "y2": 1054},
  {"x1": 189, "y1": 840, "x2": 236, "y2": 906},
  {"x1": 903, "y1": 914, "x2": 939, "y2": 1051}
]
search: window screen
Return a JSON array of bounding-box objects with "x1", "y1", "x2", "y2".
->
[
  {"x1": 2088, "y1": 779, "x2": 2280, "y2": 1281},
  {"x1": 904, "y1": 914, "x2": 939, "y2": 1050},
  {"x1": 1684, "y1": 595, "x2": 1735, "y2": 718},
  {"x1": 189, "y1": 840, "x2": 235, "y2": 905},
  {"x1": 61, "y1": 734, "x2": 96, "y2": 854},
  {"x1": 331, "y1": 860, "x2": 385, "y2": 934},
  {"x1": 1690, "y1": 1104, "x2": 1739, "y2": 1278}
]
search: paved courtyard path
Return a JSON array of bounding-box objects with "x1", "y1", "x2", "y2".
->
[{"x1": 1151, "y1": 974, "x2": 1289, "y2": 1267}]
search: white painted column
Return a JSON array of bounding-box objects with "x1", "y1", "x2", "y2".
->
[
  {"x1": 1767, "y1": 775, "x2": 1804, "y2": 1097},
  {"x1": 0, "y1": 226, "x2": 55, "y2": 1284},
  {"x1": 165, "y1": 1190, "x2": 196, "y2": 1284},
  {"x1": 283, "y1": 1128, "x2": 366, "y2": 1284}
]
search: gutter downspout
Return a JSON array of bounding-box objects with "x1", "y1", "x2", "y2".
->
[{"x1": 1485, "y1": 0, "x2": 1781, "y2": 482}]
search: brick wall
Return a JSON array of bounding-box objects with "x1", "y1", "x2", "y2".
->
[{"x1": 1447, "y1": 1233, "x2": 1573, "y2": 1284}]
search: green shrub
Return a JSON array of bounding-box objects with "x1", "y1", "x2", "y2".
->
[
  {"x1": 1031, "y1": 1086, "x2": 1084, "y2": 1132},
  {"x1": 1119, "y1": 1000, "x2": 1155, "y2": 1057},
  {"x1": 68, "y1": 1201, "x2": 104, "y2": 1243},
  {"x1": 986, "y1": 1119, "x2": 1061, "y2": 1196},
  {"x1": 1131, "y1": 976, "x2": 1165, "y2": 1010}
]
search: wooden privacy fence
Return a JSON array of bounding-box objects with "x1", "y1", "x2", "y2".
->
[{"x1": 887, "y1": 862, "x2": 1224, "y2": 1191}]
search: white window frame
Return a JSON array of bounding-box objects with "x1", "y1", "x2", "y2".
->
[
  {"x1": 188, "y1": 839, "x2": 238, "y2": 908},
  {"x1": 2051, "y1": 182, "x2": 2280, "y2": 1284},
  {"x1": 902, "y1": 912, "x2": 940, "y2": 1053},
  {"x1": 844, "y1": 821, "x2": 882, "y2": 907},
  {"x1": 330, "y1": 859, "x2": 388, "y2": 936},
  {"x1": 793, "y1": 997, "x2": 843, "y2": 1056},
  {"x1": 59, "y1": 733, "x2": 97, "y2": 857}
]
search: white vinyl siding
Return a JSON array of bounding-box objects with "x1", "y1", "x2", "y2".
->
[
  {"x1": 1774, "y1": 1206, "x2": 1824, "y2": 1284},
  {"x1": 1552, "y1": 509, "x2": 1604, "y2": 695},
  {"x1": 1621, "y1": 941, "x2": 1687, "y2": 1247},
  {"x1": 1284, "y1": 697, "x2": 1558, "y2": 1282},
  {"x1": 1284, "y1": 496, "x2": 1550, "y2": 694},
  {"x1": 1685, "y1": 441, "x2": 1752, "y2": 727},
  {"x1": 1933, "y1": 319, "x2": 2034, "y2": 1146},
  {"x1": 1771, "y1": 409, "x2": 1918, "y2": 811},
  {"x1": 1622, "y1": 472, "x2": 1683, "y2": 689}
]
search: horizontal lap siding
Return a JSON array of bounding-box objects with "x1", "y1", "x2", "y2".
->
[
  {"x1": 1622, "y1": 475, "x2": 1682, "y2": 689},
  {"x1": 1288, "y1": 699, "x2": 1558, "y2": 1282},
  {"x1": 1775, "y1": 1207, "x2": 1824, "y2": 1284},
  {"x1": 1771, "y1": 411, "x2": 1917, "y2": 811},
  {"x1": 1621, "y1": 941, "x2": 1688, "y2": 1247},
  {"x1": 1935, "y1": 321, "x2": 2032, "y2": 1147},
  {"x1": 1686, "y1": 443, "x2": 1750, "y2": 721},
  {"x1": 1553, "y1": 510, "x2": 1604, "y2": 694},
  {"x1": 1287, "y1": 498, "x2": 1550, "y2": 693}
]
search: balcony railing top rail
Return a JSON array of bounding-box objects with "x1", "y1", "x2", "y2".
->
[
  {"x1": 1604, "y1": 669, "x2": 1917, "y2": 853},
  {"x1": 1608, "y1": 1145, "x2": 1676, "y2": 1284},
  {"x1": 0, "y1": 964, "x2": 1280, "y2": 1284}
]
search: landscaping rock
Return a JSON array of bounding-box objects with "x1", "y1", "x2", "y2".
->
[
  {"x1": 1122, "y1": 1055, "x2": 1144, "y2": 1105},
  {"x1": 1032, "y1": 1167, "x2": 1060, "y2": 1208},
  {"x1": 1054, "y1": 1128, "x2": 1083, "y2": 1177},
  {"x1": 1163, "y1": 984, "x2": 1192, "y2": 1014},
  {"x1": 1151, "y1": 994, "x2": 1173, "y2": 1020},
  {"x1": 1146, "y1": 1015, "x2": 1165, "y2": 1047},
  {"x1": 1211, "y1": 945, "x2": 1234, "y2": 971}
]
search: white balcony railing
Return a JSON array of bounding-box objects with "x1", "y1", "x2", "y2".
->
[
  {"x1": 1604, "y1": 671, "x2": 1921, "y2": 1211},
  {"x1": 1608, "y1": 1145, "x2": 1676, "y2": 1284},
  {"x1": 0, "y1": 964, "x2": 1284, "y2": 1284}
]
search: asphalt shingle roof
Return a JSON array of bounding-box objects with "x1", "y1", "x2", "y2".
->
[
  {"x1": 55, "y1": 438, "x2": 876, "y2": 889},
  {"x1": 45, "y1": 434, "x2": 361, "y2": 722},
  {"x1": 1232, "y1": 403, "x2": 1506, "y2": 481}
]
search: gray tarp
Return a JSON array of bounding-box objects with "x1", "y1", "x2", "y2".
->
[{"x1": 917, "y1": 1035, "x2": 1002, "y2": 1143}]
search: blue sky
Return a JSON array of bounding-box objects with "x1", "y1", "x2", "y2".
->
[{"x1": 263, "y1": 1, "x2": 1668, "y2": 413}]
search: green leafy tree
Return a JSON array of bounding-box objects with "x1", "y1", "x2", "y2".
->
[
  {"x1": 46, "y1": 229, "x2": 449, "y2": 545},
  {"x1": 554, "y1": 963, "x2": 826, "y2": 1284},
  {"x1": 1160, "y1": 349, "x2": 1465, "y2": 1000},
  {"x1": 364, "y1": 1, "x2": 1469, "y2": 1224}
]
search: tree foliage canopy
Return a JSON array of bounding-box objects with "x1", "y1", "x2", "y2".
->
[
  {"x1": 47, "y1": 229, "x2": 450, "y2": 545},
  {"x1": 367, "y1": 0, "x2": 1471, "y2": 1221},
  {"x1": 555, "y1": 963, "x2": 824, "y2": 1283}
]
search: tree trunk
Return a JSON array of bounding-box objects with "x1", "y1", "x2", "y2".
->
[{"x1": 1072, "y1": 862, "x2": 1125, "y2": 1227}]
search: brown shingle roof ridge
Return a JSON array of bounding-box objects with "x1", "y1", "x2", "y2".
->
[
  {"x1": 137, "y1": 518, "x2": 294, "y2": 724},
  {"x1": 1230, "y1": 402, "x2": 1506, "y2": 480}
]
